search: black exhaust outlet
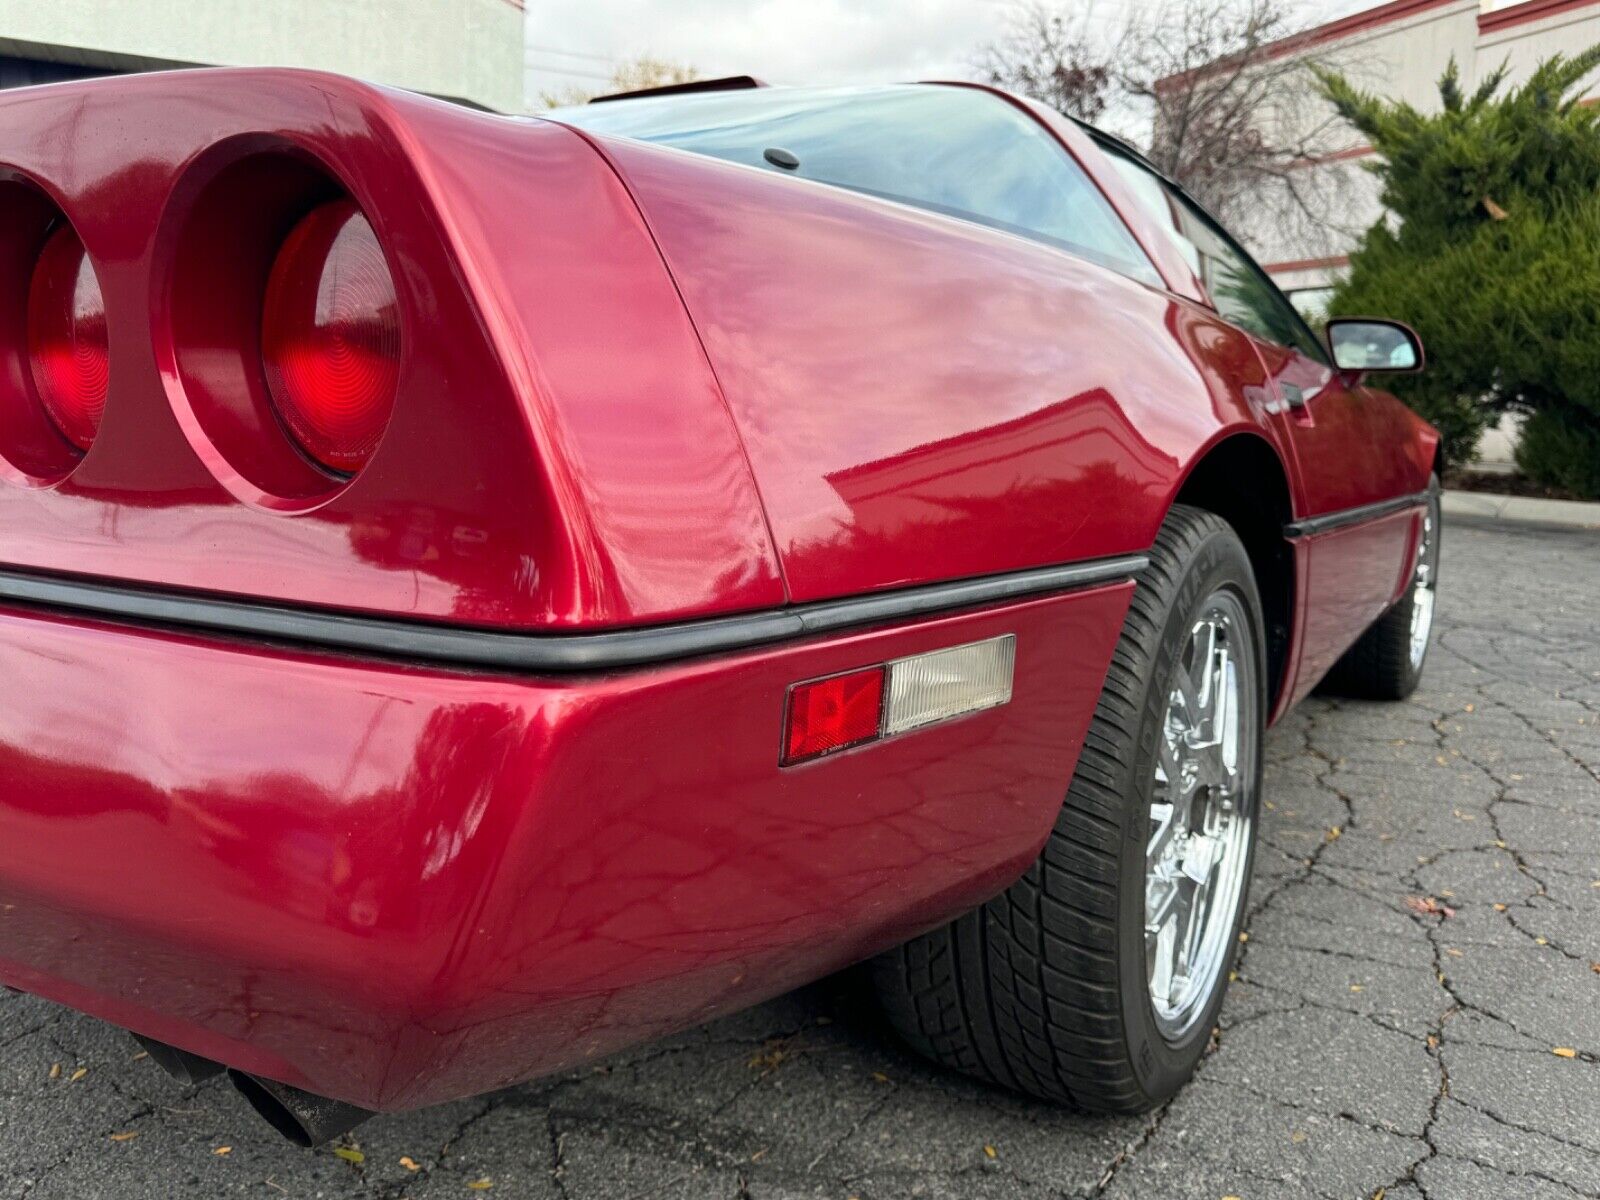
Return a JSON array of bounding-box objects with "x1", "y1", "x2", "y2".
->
[
  {"x1": 228, "y1": 1070, "x2": 375, "y2": 1147},
  {"x1": 131, "y1": 1034, "x2": 225, "y2": 1086}
]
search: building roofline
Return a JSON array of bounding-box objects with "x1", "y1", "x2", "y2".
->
[
  {"x1": 1480, "y1": 0, "x2": 1600, "y2": 34},
  {"x1": 1156, "y1": 0, "x2": 1463, "y2": 92}
]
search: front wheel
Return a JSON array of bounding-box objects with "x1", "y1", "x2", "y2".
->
[
  {"x1": 868, "y1": 505, "x2": 1265, "y2": 1112},
  {"x1": 1320, "y1": 476, "x2": 1441, "y2": 701}
]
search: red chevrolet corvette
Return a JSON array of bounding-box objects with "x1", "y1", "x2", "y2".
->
[{"x1": 0, "y1": 70, "x2": 1439, "y2": 1143}]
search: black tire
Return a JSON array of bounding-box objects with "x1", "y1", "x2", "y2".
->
[
  {"x1": 867, "y1": 505, "x2": 1266, "y2": 1113},
  {"x1": 1319, "y1": 476, "x2": 1441, "y2": 702}
]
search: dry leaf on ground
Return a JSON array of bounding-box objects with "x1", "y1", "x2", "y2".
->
[{"x1": 1405, "y1": 895, "x2": 1455, "y2": 918}]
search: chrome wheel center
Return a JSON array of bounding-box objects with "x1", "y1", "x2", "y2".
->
[
  {"x1": 1145, "y1": 591, "x2": 1257, "y2": 1041},
  {"x1": 1408, "y1": 498, "x2": 1439, "y2": 670}
]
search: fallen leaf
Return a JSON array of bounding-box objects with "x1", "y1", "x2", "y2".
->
[
  {"x1": 1493, "y1": 903, "x2": 1508, "y2": 912},
  {"x1": 871, "y1": 1071, "x2": 890, "y2": 1083},
  {"x1": 69, "y1": 1067, "x2": 87, "y2": 1082},
  {"x1": 1447, "y1": 948, "x2": 1463, "y2": 958},
  {"x1": 1375, "y1": 1188, "x2": 1388, "y2": 1200},
  {"x1": 130, "y1": 1051, "x2": 148, "y2": 1062},
  {"x1": 333, "y1": 1147, "x2": 365, "y2": 1165},
  {"x1": 1326, "y1": 826, "x2": 1343, "y2": 842},
  {"x1": 1291, "y1": 1129, "x2": 1308, "y2": 1143},
  {"x1": 1553, "y1": 1047, "x2": 1577, "y2": 1058},
  {"x1": 984, "y1": 1145, "x2": 998, "y2": 1159},
  {"x1": 1239, "y1": 931, "x2": 1249, "y2": 943},
  {"x1": 748, "y1": 1037, "x2": 795, "y2": 1074},
  {"x1": 1590, "y1": 963, "x2": 1600, "y2": 975},
  {"x1": 1349, "y1": 984, "x2": 1364, "y2": 993},
  {"x1": 749, "y1": 1149, "x2": 767, "y2": 1163},
  {"x1": 1427, "y1": 1035, "x2": 1440, "y2": 1050},
  {"x1": 1483, "y1": 196, "x2": 1509, "y2": 220},
  {"x1": 1464, "y1": 704, "x2": 1474, "y2": 713},
  {"x1": 399, "y1": 1156, "x2": 420, "y2": 1171},
  {"x1": 1435, "y1": 755, "x2": 1448, "y2": 766},
  {"x1": 467, "y1": 1180, "x2": 494, "y2": 1191},
  {"x1": 1536, "y1": 937, "x2": 1549, "y2": 946},
  {"x1": 109, "y1": 1132, "x2": 138, "y2": 1143},
  {"x1": 214, "y1": 1146, "x2": 232, "y2": 1156},
  {"x1": 48, "y1": 1063, "x2": 59, "y2": 1080},
  {"x1": 1405, "y1": 896, "x2": 1455, "y2": 918}
]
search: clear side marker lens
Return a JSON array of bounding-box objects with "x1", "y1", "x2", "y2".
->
[{"x1": 883, "y1": 635, "x2": 1016, "y2": 737}]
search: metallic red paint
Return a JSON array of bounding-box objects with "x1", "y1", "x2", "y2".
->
[
  {"x1": 0, "y1": 584, "x2": 1129, "y2": 1110},
  {"x1": 0, "y1": 69, "x2": 1442, "y2": 1111},
  {"x1": 0, "y1": 70, "x2": 781, "y2": 627},
  {"x1": 586, "y1": 133, "x2": 1278, "y2": 602}
]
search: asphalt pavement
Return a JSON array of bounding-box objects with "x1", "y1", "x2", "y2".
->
[{"x1": 1, "y1": 516, "x2": 1596, "y2": 1199}]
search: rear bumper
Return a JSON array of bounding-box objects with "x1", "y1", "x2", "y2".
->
[{"x1": 0, "y1": 583, "x2": 1129, "y2": 1110}]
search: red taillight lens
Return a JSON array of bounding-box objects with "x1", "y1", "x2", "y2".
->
[
  {"x1": 261, "y1": 200, "x2": 400, "y2": 475},
  {"x1": 27, "y1": 224, "x2": 108, "y2": 452},
  {"x1": 783, "y1": 667, "x2": 885, "y2": 764}
]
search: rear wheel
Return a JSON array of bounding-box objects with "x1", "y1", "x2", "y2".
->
[
  {"x1": 868, "y1": 505, "x2": 1265, "y2": 1112},
  {"x1": 1320, "y1": 476, "x2": 1441, "y2": 701}
]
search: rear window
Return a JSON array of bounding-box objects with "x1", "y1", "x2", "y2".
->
[{"x1": 551, "y1": 85, "x2": 1160, "y2": 285}]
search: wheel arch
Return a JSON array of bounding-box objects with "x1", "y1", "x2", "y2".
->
[{"x1": 1170, "y1": 432, "x2": 1296, "y2": 714}]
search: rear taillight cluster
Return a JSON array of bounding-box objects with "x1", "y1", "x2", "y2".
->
[
  {"x1": 27, "y1": 224, "x2": 108, "y2": 453},
  {"x1": 6, "y1": 166, "x2": 402, "y2": 494},
  {"x1": 261, "y1": 200, "x2": 400, "y2": 476}
]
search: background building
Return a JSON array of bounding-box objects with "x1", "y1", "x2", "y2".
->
[
  {"x1": 1210, "y1": 0, "x2": 1600, "y2": 308},
  {"x1": 0, "y1": 0, "x2": 524, "y2": 112}
]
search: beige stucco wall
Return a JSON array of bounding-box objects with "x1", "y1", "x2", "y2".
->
[
  {"x1": 1245, "y1": 0, "x2": 1600, "y2": 284},
  {"x1": 0, "y1": 0, "x2": 523, "y2": 111}
]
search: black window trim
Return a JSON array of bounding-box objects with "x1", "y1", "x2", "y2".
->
[{"x1": 1074, "y1": 120, "x2": 1332, "y2": 365}]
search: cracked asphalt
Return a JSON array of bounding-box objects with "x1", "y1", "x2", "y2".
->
[{"x1": 1, "y1": 516, "x2": 1596, "y2": 1199}]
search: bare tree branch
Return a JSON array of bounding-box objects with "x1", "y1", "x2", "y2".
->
[{"x1": 976, "y1": 1, "x2": 1113, "y2": 122}]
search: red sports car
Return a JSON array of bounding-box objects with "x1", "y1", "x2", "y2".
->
[{"x1": 0, "y1": 69, "x2": 1439, "y2": 1143}]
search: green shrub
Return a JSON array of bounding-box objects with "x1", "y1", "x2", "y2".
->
[
  {"x1": 1317, "y1": 50, "x2": 1600, "y2": 494},
  {"x1": 1517, "y1": 404, "x2": 1600, "y2": 498}
]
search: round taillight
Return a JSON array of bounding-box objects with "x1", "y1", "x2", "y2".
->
[
  {"x1": 27, "y1": 224, "x2": 109, "y2": 453},
  {"x1": 261, "y1": 200, "x2": 400, "y2": 475}
]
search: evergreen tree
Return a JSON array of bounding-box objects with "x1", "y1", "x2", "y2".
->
[{"x1": 1317, "y1": 49, "x2": 1600, "y2": 493}]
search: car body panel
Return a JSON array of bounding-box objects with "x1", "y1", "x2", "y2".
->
[
  {"x1": 0, "y1": 70, "x2": 783, "y2": 630},
  {"x1": 585, "y1": 132, "x2": 1284, "y2": 604},
  {"x1": 0, "y1": 582, "x2": 1129, "y2": 1109},
  {"x1": 1279, "y1": 507, "x2": 1423, "y2": 708}
]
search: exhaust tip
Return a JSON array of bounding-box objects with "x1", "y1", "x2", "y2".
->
[
  {"x1": 131, "y1": 1034, "x2": 225, "y2": 1087},
  {"x1": 228, "y1": 1070, "x2": 375, "y2": 1147}
]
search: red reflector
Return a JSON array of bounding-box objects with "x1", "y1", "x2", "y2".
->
[
  {"x1": 783, "y1": 667, "x2": 885, "y2": 764},
  {"x1": 27, "y1": 224, "x2": 108, "y2": 452},
  {"x1": 261, "y1": 199, "x2": 400, "y2": 475}
]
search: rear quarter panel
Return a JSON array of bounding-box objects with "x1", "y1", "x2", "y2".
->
[{"x1": 580, "y1": 132, "x2": 1282, "y2": 602}]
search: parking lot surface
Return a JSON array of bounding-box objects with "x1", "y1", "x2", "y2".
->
[{"x1": 1, "y1": 517, "x2": 1596, "y2": 1199}]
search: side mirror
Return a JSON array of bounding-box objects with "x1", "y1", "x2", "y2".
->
[{"x1": 1325, "y1": 318, "x2": 1424, "y2": 374}]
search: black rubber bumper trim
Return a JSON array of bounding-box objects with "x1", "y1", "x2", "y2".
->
[
  {"x1": 0, "y1": 554, "x2": 1149, "y2": 673},
  {"x1": 1283, "y1": 491, "x2": 1430, "y2": 539}
]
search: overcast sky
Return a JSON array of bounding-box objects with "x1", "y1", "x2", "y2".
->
[{"x1": 524, "y1": 0, "x2": 1377, "y2": 108}]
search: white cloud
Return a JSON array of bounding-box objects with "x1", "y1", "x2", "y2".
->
[
  {"x1": 526, "y1": 0, "x2": 1016, "y2": 102},
  {"x1": 525, "y1": 0, "x2": 1387, "y2": 110}
]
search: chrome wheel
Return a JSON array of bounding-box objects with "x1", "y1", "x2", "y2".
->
[
  {"x1": 1408, "y1": 496, "x2": 1439, "y2": 671},
  {"x1": 1145, "y1": 590, "x2": 1257, "y2": 1041}
]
